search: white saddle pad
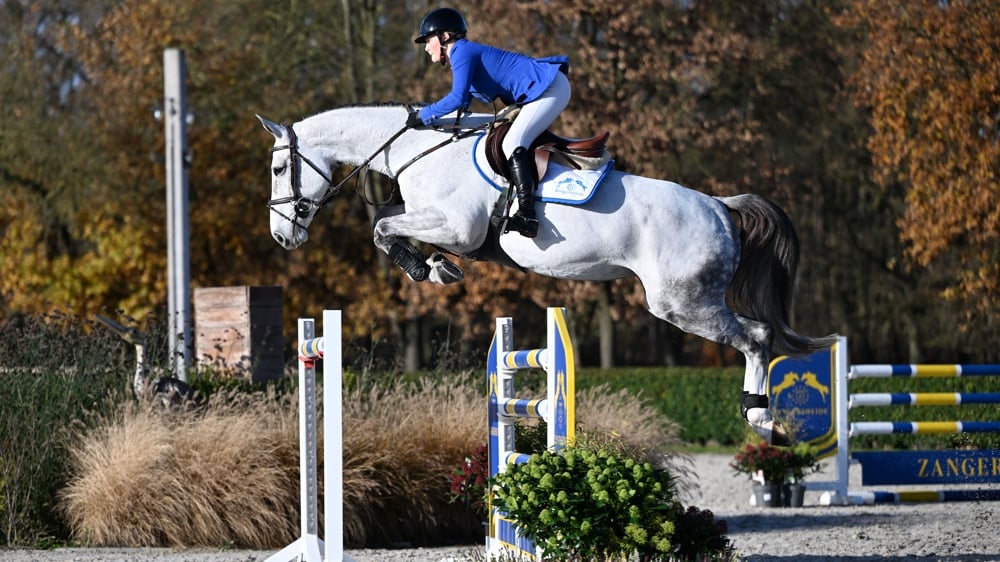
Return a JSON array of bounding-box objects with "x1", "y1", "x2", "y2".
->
[
  {"x1": 536, "y1": 160, "x2": 615, "y2": 204},
  {"x1": 472, "y1": 132, "x2": 615, "y2": 205}
]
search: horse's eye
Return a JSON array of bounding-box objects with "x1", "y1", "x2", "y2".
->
[{"x1": 273, "y1": 164, "x2": 287, "y2": 176}]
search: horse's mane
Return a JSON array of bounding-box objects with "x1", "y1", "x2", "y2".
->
[
  {"x1": 301, "y1": 102, "x2": 425, "y2": 124},
  {"x1": 344, "y1": 101, "x2": 415, "y2": 109},
  {"x1": 312, "y1": 101, "x2": 420, "y2": 114}
]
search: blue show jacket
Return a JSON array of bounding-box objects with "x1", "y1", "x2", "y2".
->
[{"x1": 418, "y1": 39, "x2": 569, "y2": 124}]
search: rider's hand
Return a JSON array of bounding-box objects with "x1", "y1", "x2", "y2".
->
[{"x1": 406, "y1": 110, "x2": 425, "y2": 129}]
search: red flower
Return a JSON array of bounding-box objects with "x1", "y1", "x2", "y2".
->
[{"x1": 448, "y1": 444, "x2": 489, "y2": 515}]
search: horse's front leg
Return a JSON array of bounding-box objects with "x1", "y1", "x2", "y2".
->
[{"x1": 373, "y1": 205, "x2": 466, "y2": 284}]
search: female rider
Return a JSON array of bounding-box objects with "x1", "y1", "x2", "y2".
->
[{"x1": 409, "y1": 7, "x2": 571, "y2": 239}]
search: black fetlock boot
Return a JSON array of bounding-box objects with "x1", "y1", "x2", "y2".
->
[
  {"x1": 388, "y1": 240, "x2": 430, "y2": 282},
  {"x1": 505, "y1": 146, "x2": 539, "y2": 238}
]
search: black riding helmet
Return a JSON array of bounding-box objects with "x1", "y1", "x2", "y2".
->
[{"x1": 414, "y1": 7, "x2": 467, "y2": 44}]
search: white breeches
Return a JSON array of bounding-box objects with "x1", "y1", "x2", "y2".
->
[{"x1": 502, "y1": 71, "x2": 571, "y2": 158}]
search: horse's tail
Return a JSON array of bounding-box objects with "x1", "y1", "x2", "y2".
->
[{"x1": 719, "y1": 194, "x2": 838, "y2": 356}]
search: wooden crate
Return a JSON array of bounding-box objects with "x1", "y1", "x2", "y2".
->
[{"x1": 194, "y1": 286, "x2": 284, "y2": 384}]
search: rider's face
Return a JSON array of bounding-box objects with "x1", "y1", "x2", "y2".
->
[{"x1": 424, "y1": 33, "x2": 447, "y2": 64}]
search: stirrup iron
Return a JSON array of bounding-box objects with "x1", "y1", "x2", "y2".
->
[{"x1": 504, "y1": 215, "x2": 539, "y2": 238}]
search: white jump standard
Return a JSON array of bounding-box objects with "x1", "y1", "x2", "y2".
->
[{"x1": 266, "y1": 310, "x2": 355, "y2": 562}]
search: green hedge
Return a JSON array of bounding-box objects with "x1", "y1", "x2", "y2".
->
[
  {"x1": 577, "y1": 366, "x2": 1000, "y2": 450},
  {"x1": 577, "y1": 367, "x2": 749, "y2": 446},
  {"x1": 0, "y1": 312, "x2": 131, "y2": 545}
]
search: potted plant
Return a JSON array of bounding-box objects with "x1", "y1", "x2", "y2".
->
[
  {"x1": 782, "y1": 442, "x2": 820, "y2": 507},
  {"x1": 730, "y1": 441, "x2": 819, "y2": 507}
]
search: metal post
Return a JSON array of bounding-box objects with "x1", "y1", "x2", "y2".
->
[{"x1": 164, "y1": 48, "x2": 191, "y2": 381}]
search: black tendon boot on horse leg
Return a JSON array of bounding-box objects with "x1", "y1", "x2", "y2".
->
[
  {"x1": 505, "y1": 146, "x2": 539, "y2": 238},
  {"x1": 388, "y1": 240, "x2": 431, "y2": 282},
  {"x1": 741, "y1": 391, "x2": 791, "y2": 446}
]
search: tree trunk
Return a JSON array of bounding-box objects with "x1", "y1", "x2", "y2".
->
[
  {"x1": 598, "y1": 282, "x2": 614, "y2": 368},
  {"x1": 404, "y1": 315, "x2": 421, "y2": 372}
]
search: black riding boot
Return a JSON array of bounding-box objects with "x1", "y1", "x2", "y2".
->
[{"x1": 506, "y1": 146, "x2": 539, "y2": 238}]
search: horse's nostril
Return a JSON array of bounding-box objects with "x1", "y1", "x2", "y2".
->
[{"x1": 273, "y1": 232, "x2": 285, "y2": 246}]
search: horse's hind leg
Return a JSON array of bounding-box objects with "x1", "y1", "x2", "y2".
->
[
  {"x1": 728, "y1": 315, "x2": 791, "y2": 446},
  {"x1": 646, "y1": 296, "x2": 790, "y2": 445}
]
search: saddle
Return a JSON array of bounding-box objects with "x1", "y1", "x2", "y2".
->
[
  {"x1": 484, "y1": 115, "x2": 611, "y2": 182},
  {"x1": 478, "y1": 110, "x2": 612, "y2": 265}
]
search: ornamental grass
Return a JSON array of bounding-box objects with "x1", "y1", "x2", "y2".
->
[{"x1": 59, "y1": 370, "x2": 686, "y2": 549}]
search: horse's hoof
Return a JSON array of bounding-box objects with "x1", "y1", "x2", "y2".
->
[
  {"x1": 745, "y1": 407, "x2": 792, "y2": 446},
  {"x1": 428, "y1": 253, "x2": 464, "y2": 284},
  {"x1": 389, "y1": 240, "x2": 431, "y2": 282}
]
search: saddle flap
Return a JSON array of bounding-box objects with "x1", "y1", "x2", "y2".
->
[
  {"x1": 484, "y1": 120, "x2": 513, "y2": 179},
  {"x1": 484, "y1": 120, "x2": 612, "y2": 181},
  {"x1": 561, "y1": 131, "x2": 611, "y2": 157}
]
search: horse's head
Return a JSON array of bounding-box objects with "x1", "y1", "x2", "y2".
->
[{"x1": 257, "y1": 114, "x2": 335, "y2": 250}]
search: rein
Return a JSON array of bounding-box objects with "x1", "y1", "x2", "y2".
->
[{"x1": 390, "y1": 123, "x2": 489, "y2": 178}]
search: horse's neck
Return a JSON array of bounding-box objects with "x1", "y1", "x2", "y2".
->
[
  {"x1": 298, "y1": 106, "x2": 489, "y2": 177},
  {"x1": 298, "y1": 107, "x2": 412, "y2": 174}
]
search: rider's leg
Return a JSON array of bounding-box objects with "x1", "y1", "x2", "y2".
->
[
  {"x1": 501, "y1": 72, "x2": 572, "y2": 156},
  {"x1": 506, "y1": 147, "x2": 539, "y2": 237},
  {"x1": 502, "y1": 72, "x2": 571, "y2": 237}
]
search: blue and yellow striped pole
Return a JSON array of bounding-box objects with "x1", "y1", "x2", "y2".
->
[
  {"x1": 850, "y1": 392, "x2": 1000, "y2": 407},
  {"x1": 851, "y1": 364, "x2": 1000, "y2": 378},
  {"x1": 851, "y1": 421, "x2": 1000, "y2": 436}
]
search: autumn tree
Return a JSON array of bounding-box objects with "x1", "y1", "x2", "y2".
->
[
  {"x1": 4, "y1": 0, "x2": 996, "y2": 370},
  {"x1": 0, "y1": 1, "x2": 404, "y2": 341},
  {"x1": 837, "y1": 0, "x2": 1000, "y2": 357},
  {"x1": 0, "y1": 2, "x2": 136, "y2": 315}
]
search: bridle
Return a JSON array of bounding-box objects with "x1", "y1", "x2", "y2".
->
[
  {"x1": 267, "y1": 125, "x2": 352, "y2": 227},
  {"x1": 267, "y1": 121, "x2": 417, "y2": 233},
  {"x1": 266, "y1": 111, "x2": 493, "y2": 230}
]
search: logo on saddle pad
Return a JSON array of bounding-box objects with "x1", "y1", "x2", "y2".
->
[{"x1": 473, "y1": 132, "x2": 615, "y2": 205}]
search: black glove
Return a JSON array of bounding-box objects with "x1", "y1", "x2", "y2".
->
[{"x1": 406, "y1": 110, "x2": 425, "y2": 129}]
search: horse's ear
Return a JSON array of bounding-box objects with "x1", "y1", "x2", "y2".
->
[{"x1": 256, "y1": 114, "x2": 285, "y2": 139}]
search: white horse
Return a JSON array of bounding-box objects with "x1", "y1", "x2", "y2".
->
[{"x1": 257, "y1": 104, "x2": 836, "y2": 445}]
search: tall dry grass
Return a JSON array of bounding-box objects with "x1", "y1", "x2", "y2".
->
[
  {"x1": 60, "y1": 373, "x2": 685, "y2": 549},
  {"x1": 60, "y1": 374, "x2": 487, "y2": 548},
  {"x1": 60, "y1": 389, "x2": 300, "y2": 548},
  {"x1": 338, "y1": 372, "x2": 485, "y2": 546}
]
